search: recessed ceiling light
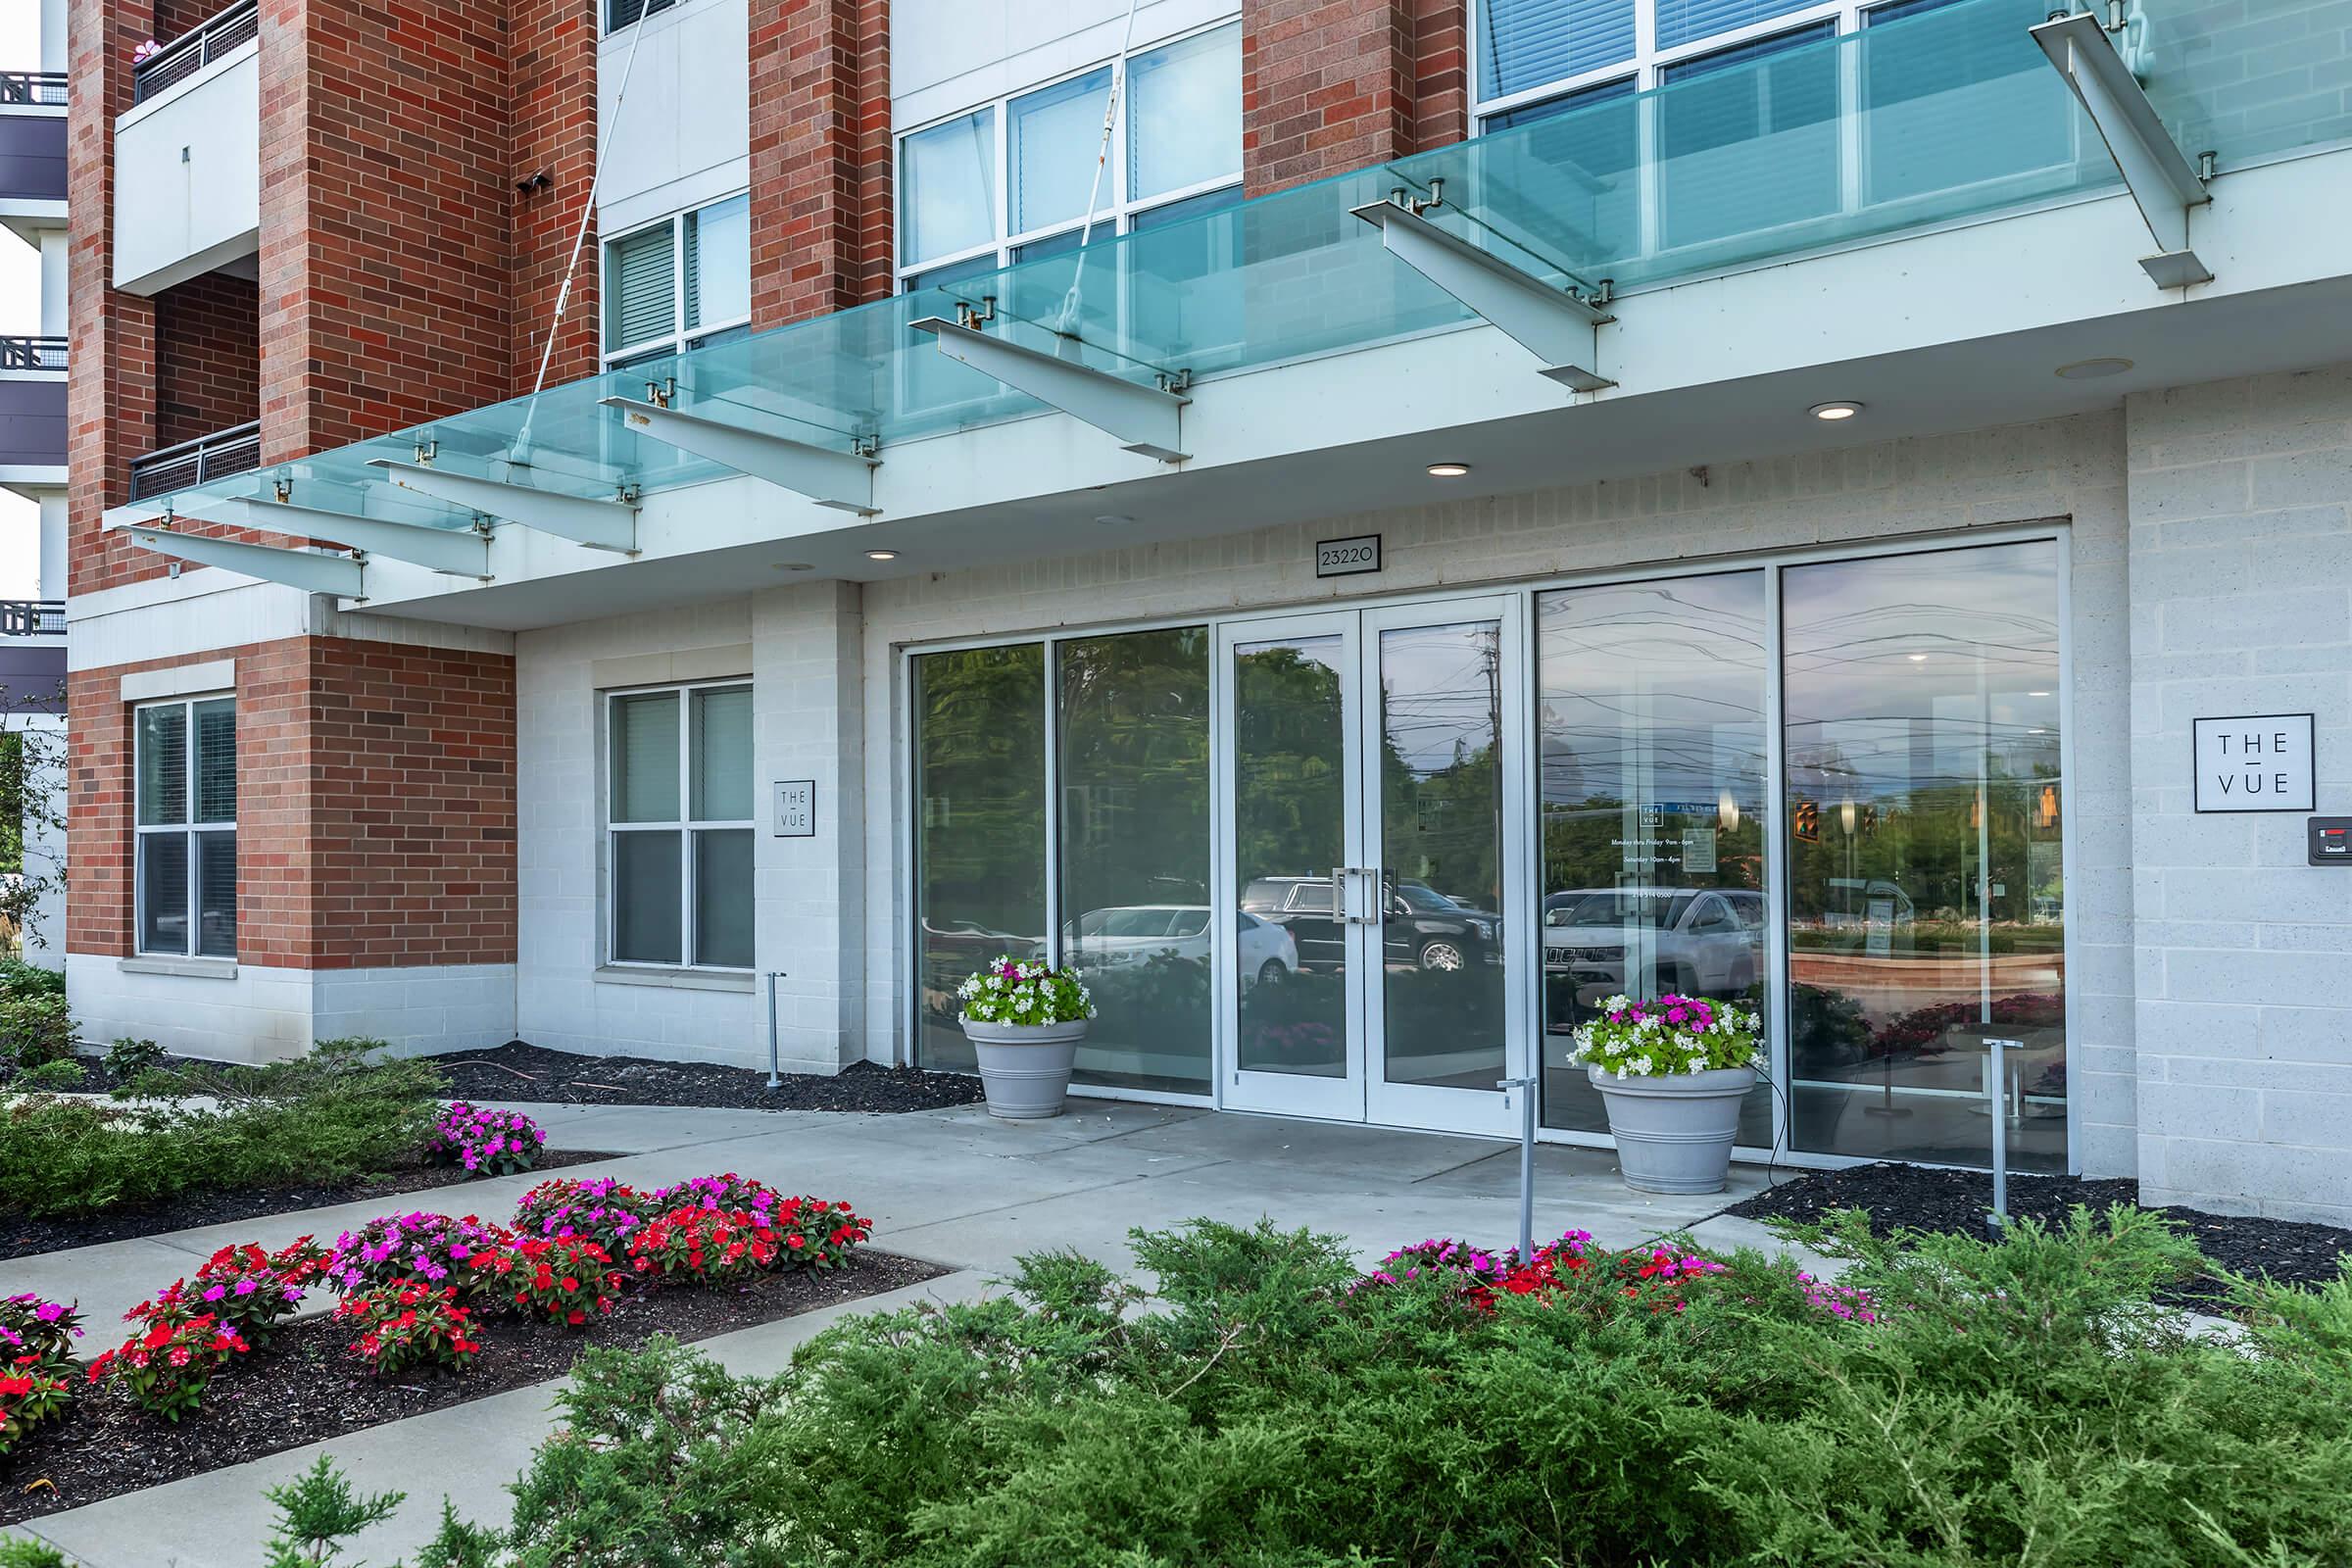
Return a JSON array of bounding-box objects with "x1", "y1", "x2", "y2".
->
[
  {"x1": 1426, "y1": 461, "x2": 1472, "y2": 477},
  {"x1": 1906, "y1": 653, "x2": 1929, "y2": 662},
  {"x1": 2030, "y1": 690, "x2": 2050, "y2": 697},
  {"x1": 773, "y1": 562, "x2": 814, "y2": 572},
  {"x1": 1094, "y1": 514, "x2": 1135, "y2": 526},
  {"x1": 1809, "y1": 401, "x2": 1863, "y2": 421},
  {"x1": 864, "y1": 549, "x2": 899, "y2": 562},
  {"x1": 2055, "y1": 357, "x2": 2133, "y2": 381}
]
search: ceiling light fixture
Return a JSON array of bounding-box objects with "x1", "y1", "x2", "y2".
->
[
  {"x1": 1906, "y1": 653, "x2": 1929, "y2": 662},
  {"x1": 2055, "y1": 357, "x2": 2133, "y2": 381},
  {"x1": 773, "y1": 562, "x2": 814, "y2": 572},
  {"x1": 1809, "y1": 401, "x2": 1863, "y2": 421},
  {"x1": 2030, "y1": 690, "x2": 2051, "y2": 697},
  {"x1": 1094, "y1": 514, "x2": 1135, "y2": 526},
  {"x1": 864, "y1": 549, "x2": 899, "y2": 562},
  {"x1": 1426, "y1": 461, "x2": 1472, "y2": 477}
]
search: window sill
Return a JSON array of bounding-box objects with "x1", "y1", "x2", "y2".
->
[
  {"x1": 119, "y1": 956, "x2": 237, "y2": 980},
  {"x1": 593, "y1": 965, "x2": 756, "y2": 994}
]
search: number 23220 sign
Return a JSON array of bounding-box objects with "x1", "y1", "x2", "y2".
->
[{"x1": 2192, "y1": 713, "x2": 2314, "y2": 812}]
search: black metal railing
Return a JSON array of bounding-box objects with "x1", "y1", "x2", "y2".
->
[
  {"x1": 0, "y1": 336, "x2": 65, "y2": 371},
  {"x1": 0, "y1": 602, "x2": 65, "y2": 637},
  {"x1": 0, "y1": 73, "x2": 67, "y2": 108},
  {"x1": 131, "y1": 0, "x2": 259, "y2": 104},
  {"x1": 127, "y1": 419, "x2": 261, "y2": 501}
]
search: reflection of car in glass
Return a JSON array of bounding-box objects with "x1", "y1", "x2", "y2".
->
[
  {"x1": 1064, "y1": 905, "x2": 1298, "y2": 990},
  {"x1": 1815, "y1": 878, "x2": 1916, "y2": 930},
  {"x1": 1542, "y1": 888, "x2": 1763, "y2": 1015},
  {"x1": 1241, "y1": 877, "x2": 1497, "y2": 972}
]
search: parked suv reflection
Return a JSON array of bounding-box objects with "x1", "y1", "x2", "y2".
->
[
  {"x1": 1542, "y1": 887, "x2": 1765, "y2": 1031},
  {"x1": 1240, "y1": 876, "x2": 1498, "y2": 972},
  {"x1": 1064, "y1": 905, "x2": 1298, "y2": 991}
]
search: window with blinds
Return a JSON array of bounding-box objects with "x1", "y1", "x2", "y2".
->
[
  {"x1": 608, "y1": 681, "x2": 754, "y2": 970},
  {"x1": 606, "y1": 0, "x2": 675, "y2": 33},
  {"x1": 135, "y1": 695, "x2": 236, "y2": 959},
  {"x1": 605, "y1": 224, "x2": 675, "y2": 355},
  {"x1": 603, "y1": 195, "x2": 749, "y2": 363},
  {"x1": 1480, "y1": 0, "x2": 1638, "y2": 102},
  {"x1": 1653, "y1": 0, "x2": 1821, "y2": 51}
]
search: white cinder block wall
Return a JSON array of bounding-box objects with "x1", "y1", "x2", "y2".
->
[
  {"x1": 2126, "y1": 368, "x2": 2352, "y2": 1225},
  {"x1": 854, "y1": 408, "x2": 2141, "y2": 1176}
]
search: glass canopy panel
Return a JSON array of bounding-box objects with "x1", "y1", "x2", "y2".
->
[{"x1": 131, "y1": 0, "x2": 2295, "y2": 535}]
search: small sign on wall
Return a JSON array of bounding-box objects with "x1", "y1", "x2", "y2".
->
[
  {"x1": 1315, "y1": 534, "x2": 1382, "y2": 578},
  {"x1": 2192, "y1": 713, "x2": 2314, "y2": 812},
  {"x1": 773, "y1": 779, "x2": 815, "y2": 837}
]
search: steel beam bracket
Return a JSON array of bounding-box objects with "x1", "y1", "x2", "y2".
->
[
  {"x1": 602, "y1": 397, "x2": 882, "y2": 515},
  {"x1": 909, "y1": 316, "x2": 1191, "y2": 463}
]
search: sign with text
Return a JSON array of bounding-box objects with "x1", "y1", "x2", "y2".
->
[
  {"x1": 773, "y1": 779, "x2": 816, "y2": 837},
  {"x1": 1314, "y1": 534, "x2": 1382, "y2": 578},
  {"x1": 2192, "y1": 713, "x2": 2314, "y2": 812}
]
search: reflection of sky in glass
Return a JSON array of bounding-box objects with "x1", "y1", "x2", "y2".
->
[
  {"x1": 1538, "y1": 572, "x2": 1769, "y2": 807},
  {"x1": 1381, "y1": 622, "x2": 1501, "y2": 777},
  {"x1": 1784, "y1": 543, "x2": 2061, "y2": 802}
]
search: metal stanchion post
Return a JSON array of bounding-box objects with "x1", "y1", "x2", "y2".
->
[
  {"x1": 766, "y1": 971, "x2": 788, "y2": 1091},
  {"x1": 1498, "y1": 1074, "x2": 1540, "y2": 1263},
  {"x1": 1984, "y1": 1036, "x2": 2021, "y2": 1237}
]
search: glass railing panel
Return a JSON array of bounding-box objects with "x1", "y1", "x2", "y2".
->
[{"x1": 2139, "y1": 0, "x2": 2352, "y2": 170}]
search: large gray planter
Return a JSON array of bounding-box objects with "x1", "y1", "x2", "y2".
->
[
  {"x1": 1588, "y1": 1063, "x2": 1756, "y2": 1194},
  {"x1": 963, "y1": 1019, "x2": 1087, "y2": 1119}
]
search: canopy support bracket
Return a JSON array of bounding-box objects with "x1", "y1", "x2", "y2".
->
[
  {"x1": 601, "y1": 398, "x2": 882, "y2": 515},
  {"x1": 907, "y1": 317, "x2": 1189, "y2": 463},
  {"x1": 1350, "y1": 199, "x2": 1616, "y2": 393},
  {"x1": 2030, "y1": 10, "x2": 2213, "y2": 288},
  {"x1": 120, "y1": 525, "x2": 367, "y2": 599},
  {"x1": 207, "y1": 497, "x2": 492, "y2": 578},
  {"x1": 366, "y1": 460, "x2": 639, "y2": 553}
]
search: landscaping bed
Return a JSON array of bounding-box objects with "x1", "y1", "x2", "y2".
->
[
  {"x1": 0, "y1": 1146, "x2": 621, "y2": 1263},
  {"x1": 432, "y1": 1040, "x2": 985, "y2": 1112},
  {"x1": 0, "y1": 1250, "x2": 940, "y2": 1525},
  {"x1": 1724, "y1": 1161, "x2": 2352, "y2": 1300}
]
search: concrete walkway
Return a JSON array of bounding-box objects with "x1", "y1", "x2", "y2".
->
[{"x1": 6, "y1": 1101, "x2": 1788, "y2": 1566}]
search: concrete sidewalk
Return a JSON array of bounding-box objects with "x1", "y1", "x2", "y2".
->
[{"x1": 7, "y1": 1100, "x2": 1788, "y2": 1566}]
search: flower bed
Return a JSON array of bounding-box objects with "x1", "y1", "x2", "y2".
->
[{"x1": 0, "y1": 1176, "x2": 921, "y2": 1525}]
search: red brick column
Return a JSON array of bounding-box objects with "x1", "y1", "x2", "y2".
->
[
  {"x1": 510, "y1": 0, "x2": 602, "y2": 391},
  {"x1": 1242, "y1": 0, "x2": 1476, "y2": 194},
  {"x1": 748, "y1": 0, "x2": 893, "y2": 327}
]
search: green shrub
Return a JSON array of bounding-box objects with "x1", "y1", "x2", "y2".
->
[
  {"x1": 101, "y1": 1036, "x2": 164, "y2": 1079},
  {"x1": 367, "y1": 1211, "x2": 2352, "y2": 1568},
  {"x1": 0, "y1": 1538, "x2": 70, "y2": 1568},
  {"x1": 0, "y1": 1039, "x2": 443, "y2": 1217},
  {"x1": 0, "y1": 959, "x2": 66, "y2": 1002},
  {"x1": 12, "y1": 1057, "x2": 80, "y2": 1093},
  {"x1": 0, "y1": 989, "x2": 74, "y2": 1076}
]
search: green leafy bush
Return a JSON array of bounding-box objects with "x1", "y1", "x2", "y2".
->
[
  {"x1": 101, "y1": 1036, "x2": 164, "y2": 1079},
  {"x1": 0, "y1": 1040, "x2": 442, "y2": 1217},
  {"x1": 0, "y1": 985, "x2": 74, "y2": 1077},
  {"x1": 0, "y1": 1537, "x2": 70, "y2": 1568},
  {"x1": 360, "y1": 1210, "x2": 2352, "y2": 1568},
  {"x1": 11, "y1": 1058, "x2": 80, "y2": 1093}
]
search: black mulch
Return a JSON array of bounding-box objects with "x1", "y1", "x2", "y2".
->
[
  {"x1": 431, "y1": 1041, "x2": 986, "y2": 1113},
  {"x1": 0, "y1": 1250, "x2": 943, "y2": 1525},
  {"x1": 1726, "y1": 1162, "x2": 2352, "y2": 1301},
  {"x1": 0, "y1": 1149, "x2": 621, "y2": 1263}
]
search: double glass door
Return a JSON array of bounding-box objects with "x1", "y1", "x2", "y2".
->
[{"x1": 1218, "y1": 599, "x2": 1528, "y2": 1134}]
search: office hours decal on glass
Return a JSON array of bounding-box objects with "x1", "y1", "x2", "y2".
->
[{"x1": 2191, "y1": 713, "x2": 2315, "y2": 812}]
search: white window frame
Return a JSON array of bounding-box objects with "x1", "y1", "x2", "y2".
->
[
  {"x1": 895, "y1": 17, "x2": 1246, "y2": 288},
  {"x1": 1471, "y1": 0, "x2": 1858, "y2": 124},
  {"x1": 604, "y1": 679, "x2": 756, "y2": 973},
  {"x1": 600, "y1": 194, "x2": 754, "y2": 368},
  {"x1": 132, "y1": 693, "x2": 235, "y2": 960}
]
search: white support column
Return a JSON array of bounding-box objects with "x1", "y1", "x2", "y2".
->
[
  {"x1": 602, "y1": 398, "x2": 881, "y2": 515},
  {"x1": 366, "y1": 461, "x2": 639, "y2": 553},
  {"x1": 1350, "y1": 200, "x2": 1617, "y2": 393},
  {"x1": 908, "y1": 318, "x2": 1190, "y2": 463}
]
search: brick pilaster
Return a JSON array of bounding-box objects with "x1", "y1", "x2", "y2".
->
[{"x1": 748, "y1": 0, "x2": 893, "y2": 328}]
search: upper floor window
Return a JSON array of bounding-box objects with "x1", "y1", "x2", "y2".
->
[
  {"x1": 134, "y1": 695, "x2": 235, "y2": 959},
  {"x1": 606, "y1": 0, "x2": 677, "y2": 32},
  {"x1": 602, "y1": 194, "x2": 751, "y2": 368},
  {"x1": 897, "y1": 21, "x2": 1243, "y2": 285}
]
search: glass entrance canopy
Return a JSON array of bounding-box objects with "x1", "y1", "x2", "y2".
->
[{"x1": 118, "y1": 0, "x2": 2302, "y2": 546}]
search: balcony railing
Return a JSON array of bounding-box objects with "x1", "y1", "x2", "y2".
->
[
  {"x1": 0, "y1": 602, "x2": 65, "y2": 637},
  {"x1": 0, "y1": 337, "x2": 65, "y2": 372},
  {"x1": 0, "y1": 73, "x2": 67, "y2": 108},
  {"x1": 131, "y1": 0, "x2": 259, "y2": 105},
  {"x1": 128, "y1": 420, "x2": 261, "y2": 501}
]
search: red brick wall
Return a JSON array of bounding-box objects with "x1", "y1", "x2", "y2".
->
[
  {"x1": 1241, "y1": 0, "x2": 1473, "y2": 194},
  {"x1": 748, "y1": 0, "x2": 894, "y2": 327},
  {"x1": 69, "y1": 639, "x2": 518, "y2": 968},
  {"x1": 510, "y1": 0, "x2": 602, "y2": 389},
  {"x1": 153, "y1": 271, "x2": 262, "y2": 450}
]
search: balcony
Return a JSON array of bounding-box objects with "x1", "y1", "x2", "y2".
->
[
  {"x1": 0, "y1": 74, "x2": 67, "y2": 109},
  {"x1": 128, "y1": 421, "x2": 260, "y2": 502},
  {"x1": 131, "y1": 0, "x2": 258, "y2": 105},
  {"x1": 0, "y1": 336, "x2": 65, "y2": 372},
  {"x1": 0, "y1": 601, "x2": 64, "y2": 637},
  {"x1": 114, "y1": 0, "x2": 260, "y2": 296}
]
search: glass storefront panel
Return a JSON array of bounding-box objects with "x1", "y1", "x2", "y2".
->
[
  {"x1": 1233, "y1": 634, "x2": 1350, "y2": 1080},
  {"x1": 1537, "y1": 572, "x2": 1772, "y2": 1139},
  {"x1": 1378, "y1": 620, "x2": 1508, "y2": 1091},
  {"x1": 1783, "y1": 541, "x2": 2066, "y2": 1170},
  {"x1": 1057, "y1": 627, "x2": 1213, "y2": 1094},
  {"x1": 913, "y1": 645, "x2": 1049, "y2": 1073}
]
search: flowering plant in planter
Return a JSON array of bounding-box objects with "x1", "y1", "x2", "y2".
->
[
  {"x1": 1568, "y1": 994, "x2": 1764, "y2": 1077},
  {"x1": 625, "y1": 1205, "x2": 781, "y2": 1284},
  {"x1": 956, "y1": 956, "x2": 1096, "y2": 1025},
  {"x1": 335, "y1": 1281, "x2": 481, "y2": 1376},
  {"x1": 0, "y1": 1294, "x2": 79, "y2": 1369},
  {"x1": 184, "y1": 1237, "x2": 329, "y2": 1348},
  {"x1": 326, "y1": 1212, "x2": 515, "y2": 1297},
  {"x1": 513, "y1": 1176, "x2": 650, "y2": 1251},
  {"x1": 0, "y1": 1357, "x2": 72, "y2": 1456},
  {"x1": 648, "y1": 1173, "x2": 785, "y2": 1221},
  {"x1": 86, "y1": 1309, "x2": 249, "y2": 1420},
  {"x1": 768, "y1": 1197, "x2": 871, "y2": 1271},
  {"x1": 428, "y1": 1102, "x2": 547, "y2": 1177},
  {"x1": 473, "y1": 1237, "x2": 623, "y2": 1328}
]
